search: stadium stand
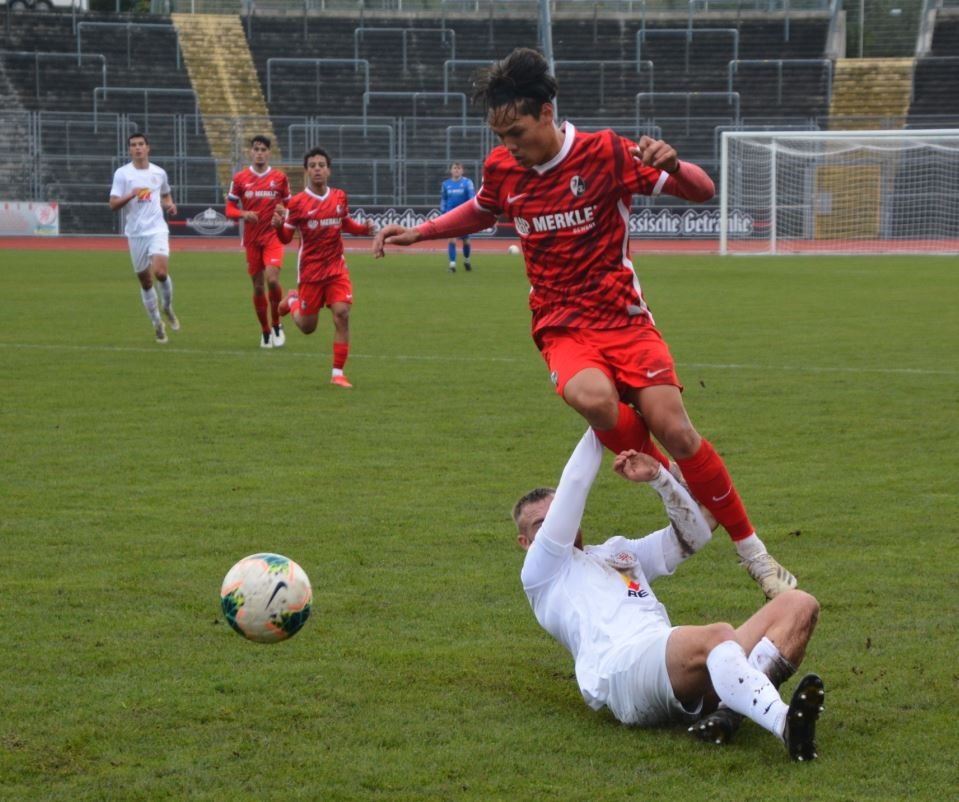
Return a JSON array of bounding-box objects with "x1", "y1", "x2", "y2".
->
[
  {"x1": 908, "y1": 8, "x2": 959, "y2": 126},
  {"x1": 0, "y1": 10, "x2": 217, "y2": 232},
  {"x1": 1, "y1": 2, "x2": 956, "y2": 233},
  {"x1": 243, "y1": 9, "x2": 833, "y2": 197}
]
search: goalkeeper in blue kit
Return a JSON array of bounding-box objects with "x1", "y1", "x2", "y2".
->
[{"x1": 439, "y1": 161, "x2": 475, "y2": 272}]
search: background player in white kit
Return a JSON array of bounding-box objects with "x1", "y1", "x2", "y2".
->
[
  {"x1": 512, "y1": 430, "x2": 826, "y2": 761},
  {"x1": 109, "y1": 132, "x2": 179, "y2": 343}
]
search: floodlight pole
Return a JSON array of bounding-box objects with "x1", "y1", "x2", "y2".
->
[
  {"x1": 859, "y1": 0, "x2": 866, "y2": 58},
  {"x1": 538, "y1": 0, "x2": 557, "y2": 117}
]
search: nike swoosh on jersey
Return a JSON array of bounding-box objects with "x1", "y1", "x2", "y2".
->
[
  {"x1": 506, "y1": 192, "x2": 529, "y2": 204},
  {"x1": 646, "y1": 368, "x2": 669, "y2": 378}
]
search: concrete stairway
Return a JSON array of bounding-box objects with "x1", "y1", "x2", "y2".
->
[
  {"x1": 170, "y1": 13, "x2": 278, "y2": 194},
  {"x1": 828, "y1": 58, "x2": 914, "y2": 129},
  {"x1": 0, "y1": 61, "x2": 33, "y2": 199}
]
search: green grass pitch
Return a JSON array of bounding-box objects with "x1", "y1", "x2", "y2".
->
[{"x1": 1, "y1": 247, "x2": 957, "y2": 800}]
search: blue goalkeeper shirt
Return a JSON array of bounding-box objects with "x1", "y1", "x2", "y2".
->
[{"x1": 440, "y1": 175, "x2": 476, "y2": 213}]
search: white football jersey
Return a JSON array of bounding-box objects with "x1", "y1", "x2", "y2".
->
[
  {"x1": 520, "y1": 430, "x2": 711, "y2": 710},
  {"x1": 110, "y1": 161, "x2": 171, "y2": 237}
]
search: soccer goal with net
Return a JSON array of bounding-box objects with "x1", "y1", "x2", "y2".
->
[{"x1": 718, "y1": 129, "x2": 959, "y2": 254}]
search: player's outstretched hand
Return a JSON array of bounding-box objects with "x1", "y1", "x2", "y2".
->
[
  {"x1": 631, "y1": 136, "x2": 679, "y2": 174},
  {"x1": 613, "y1": 450, "x2": 663, "y2": 484},
  {"x1": 372, "y1": 224, "x2": 420, "y2": 258}
]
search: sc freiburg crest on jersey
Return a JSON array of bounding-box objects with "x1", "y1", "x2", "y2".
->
[{"x1": 475, "y1": 123, "x2": 665, "y2": 340}]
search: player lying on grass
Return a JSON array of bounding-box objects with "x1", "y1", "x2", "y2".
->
[{"x1": 512, "y1": 429, "x2": 825, "y2": 761}]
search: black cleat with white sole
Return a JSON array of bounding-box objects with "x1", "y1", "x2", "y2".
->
[
  {"x1": 688, "y1": 707, "x2": 744, "y2": 745},
  {"x1": 784, "y1": 673, "x2": 825, "y2": 761}
]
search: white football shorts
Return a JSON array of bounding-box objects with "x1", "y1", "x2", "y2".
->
[
  {"x1": 127, "y1": 231, "x2": 170, "y2": 274},
  {"x1": 604, "y1": 627, "x2": 703, "y2": 726}
]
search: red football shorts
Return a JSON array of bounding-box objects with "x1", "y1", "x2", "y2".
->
[
  {"x1": 245, "y1": 240, "x2": 285, "y2": 276},
  {"x1": 538, "y1": 323, "x2": 680, "y2": 397},
  {"x1": 297, "y1": 275, "x2": 354, "y2": 315}
]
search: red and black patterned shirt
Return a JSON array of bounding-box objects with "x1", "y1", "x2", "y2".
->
[{"x1": 476, "y1": 123, "x2": 669, "y2": 340}]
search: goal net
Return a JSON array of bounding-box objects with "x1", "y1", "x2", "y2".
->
[{"x1": 719, "y1": 130, "x2": 959, "y2": 254}]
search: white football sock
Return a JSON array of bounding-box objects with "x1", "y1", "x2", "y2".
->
[
  {"x1": 707, "y1": 640, "x2": 788, "y2": 740},
  {"x1": 749, "y1": 636, "x2": 796, "y2": 689},
  {"x1": 734, "y1": 532, "x2": 766, "y2": 560},
  {"x1": 141, "y1": 286, "x2": 161, "y2": 324},
  {"x1": 157, "y1": 275, "x2": 173, "y2": 309}
]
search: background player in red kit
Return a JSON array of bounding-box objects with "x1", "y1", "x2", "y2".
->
[
  {"x1": 225, "y1": 135, "x2": 292, "y2": 349},
  {"x1": 272, "y1": 146, "x2": 374, "y2": 389},
  {"x1": 373, "y1": 48, "x2": 796, "y2": 598}
]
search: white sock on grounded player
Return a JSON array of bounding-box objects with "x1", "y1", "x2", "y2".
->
[
  {"x1": 706, "y1": 640, "x2": 788, "y2": 740},
  {"x1": 748, "y1": 635, "x2": 796, "y2": 688},
  {"x1": 141, "y1": 286, "x2": 161, "y2": 324}
]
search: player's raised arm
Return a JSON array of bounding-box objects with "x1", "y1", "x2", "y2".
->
[
  {"x1": 372, "y1": 224, "x2": 421, "y2": 258},
  {"x1": 373, "y1": 201, "x2": 496, "y2": 258},
  {"x1": 630, "y1": 136, "x2": 715, "y2": 203}
]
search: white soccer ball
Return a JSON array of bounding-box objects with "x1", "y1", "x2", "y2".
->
[
  {"x1": 220, "y1": 553, "x2": 313, "y2": 643},
  {"x1": 507, "y1": 244, "x2": 521, "y2": 255}
]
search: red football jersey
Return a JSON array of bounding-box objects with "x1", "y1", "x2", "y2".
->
[
  {"x1": 475, "y1": 123, "x2": 667, "y2": 339},
  {"x1": 281, "y1": 186, "x2": 365, "y2": 284},
  {"x1": 227, "y1": 166, "x2": 291, "y2": 246}
]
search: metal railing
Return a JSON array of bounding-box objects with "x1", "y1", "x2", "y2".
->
[
  {"x1": 2, "y1": 51, "x2": 107, "y2": 98},
  {"x1": 727, "y1": 58, "x2": 832, "y2": 108},
  {"x1": 442, "y1": 59, "x2": 491, "y2": 95},
  {"x1": 362, "y1": 91, "x2": 467, "y2": 129},
  {"x1": 93, "y1": 87, "x2": 200, "y2": 134},
  {"x1": 636, "y1": 90, "x2": 741, "y2": 128},
  {"x1": 637, "y1": 27, "x2": 739, "y2": 71},
  {"x1": 77, "y1": 21, "x2": 182, "y2": 70},
  {"x1": 353, "y1": 27, "x2": 456, "y2": 72},
  {"x1": 555, "y1": 58, "x2": 655, "y2": 90},
  {"x1": 265, "y1": 58, "x2": 370, "y2": 104},
  {"x1": 285, "y1": 121, "x2": 396, "y2": 165}
]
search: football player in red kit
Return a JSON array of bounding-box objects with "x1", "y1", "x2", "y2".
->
[
  {"x1": 225, "y1": 135, "x2": 292, "y2": 349},
  {"x1": 373, "y1": 48, "x2": 796, "y2": 598},
  {"x1": 273, "y1": 147, "x2": 374, "y2": 388}
]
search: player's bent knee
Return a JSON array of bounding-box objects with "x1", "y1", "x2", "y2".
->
[
  {"x1": 772, "y1": 589, "x2": 820, "y2": 634},
  {"x1": 698, "y1": 622, "x2": 737, "y2": 656},
  {"x1": 564, "y1": 386, "x2": 619, "y2": 428},
  {"x1": 654, "y1": 422, "x2": 700, "y2": 457},
  {"x1": 711, "y1": 621, "x2": 737, "y2": 643},
  {"x1": 793, "y1": 590, "x2": 820, "y2": 629}
]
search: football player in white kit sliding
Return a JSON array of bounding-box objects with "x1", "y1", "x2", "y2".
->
[{"x1": 513, "y1": 429, "x2": 825, "y2": 761}]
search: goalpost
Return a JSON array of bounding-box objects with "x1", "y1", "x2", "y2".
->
[{"x1": 719, "y1": 129, "x2": 959, "y2": 254}]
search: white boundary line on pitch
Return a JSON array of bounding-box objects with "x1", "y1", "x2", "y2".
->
[{"x1": 5, "y1": 342, "x2": 957, "y2": 377}]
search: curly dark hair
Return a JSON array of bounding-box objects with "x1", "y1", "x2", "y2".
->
[
  {"x1": 472, "y1": 48, "x2": 559, "y2": 119},
  {"x1": 303, "y1": 146, "x2": 331, "y2": 169}
]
